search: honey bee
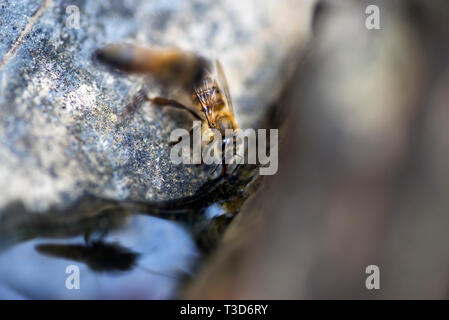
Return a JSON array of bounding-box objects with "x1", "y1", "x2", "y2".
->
[{"x1": 94, "y1": 44, "x2": 239, "y2": 176}]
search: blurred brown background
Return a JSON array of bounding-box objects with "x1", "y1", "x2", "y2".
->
[{"x1": 186, "y1": 0, "x2": 449, "y2": 299}]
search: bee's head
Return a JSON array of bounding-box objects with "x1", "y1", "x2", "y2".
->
[{"x1": 215, "y1": 113, "x2": 237, "y2": 133}]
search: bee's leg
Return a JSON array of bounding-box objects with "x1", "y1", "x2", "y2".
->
[
  {"x1": 118, "y1": 88, "x2": 149, "y2": 122},
  {"x1": 221, "y1": 163, "x2": 228, "y2": 177},
  {"x1": 209, "y1": 161, "x2": 225, "y2": 179},
  {"x1": 148, "y1": 96, "x2": 203, "y2": 120},
  {"x1": 121, "y1": 90, "x2": 203, "y2": 121},
  {"x1": 220, "y1": 139, "x2": 229, "y2": 177},
  {"x1": 231, "y1": 154, "x2": 244, "y2": 175},
  {"x1": 168, "y1": 126, "x2": 201, "y2": 168},
  {"x1": 218, "y1": 136, "x2": 243, "y2": 177},
  {"x1": 211, "y1": 163, "x2": 221, "y2": 174},
  {"x1": 230, "y1": 136, "x2": 243, "y2": 175},
  {"x1": 168, "y1": 126, "x2": 194, "y2": 146},
  {"x1": 144, "y1": 95, "x2": 204, "y2": 149}
]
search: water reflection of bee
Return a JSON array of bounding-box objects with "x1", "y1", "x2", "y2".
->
[{"x1": 94, "y1": 44, "x2": 239, "y2": 176}]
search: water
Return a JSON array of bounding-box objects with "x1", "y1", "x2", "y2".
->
[
  {"x1": 0, "y1": 215, "x2": 198, "y2": 299},
  {"x1": 0, "y1": 165, "x2": 259, "y2": 299}
]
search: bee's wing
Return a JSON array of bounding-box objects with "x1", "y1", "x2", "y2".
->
[{"x1": 215, "y1": 60, "x2": 234, "y2": 114}]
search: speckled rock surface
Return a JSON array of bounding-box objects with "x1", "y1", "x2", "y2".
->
[{"x1": 0, "y1": 0, "x2": 313, "y2": 213}]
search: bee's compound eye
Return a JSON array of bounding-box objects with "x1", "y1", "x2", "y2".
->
[{"x1": 216, "y1": 115, "x2": 233, "y2": 131}]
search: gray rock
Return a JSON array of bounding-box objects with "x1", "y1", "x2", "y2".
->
[{"x1": 0, "y1": 0, "x2": 311, "y2": 213}]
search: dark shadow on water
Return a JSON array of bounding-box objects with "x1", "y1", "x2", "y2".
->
[
  {"x1": 35, "y1": 241, "x2": 140, "y2": 273},
  {"x1": 0, "y1": 165, "x2": 260, "y2": 299}
]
